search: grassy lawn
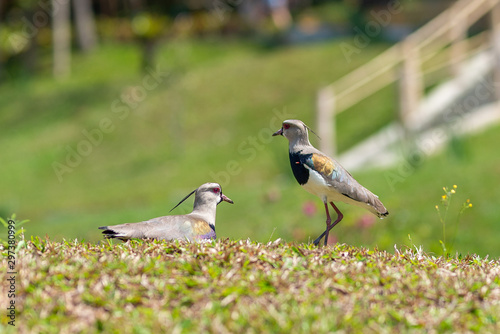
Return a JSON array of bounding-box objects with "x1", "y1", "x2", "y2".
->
[
  {"x1": 1, "y1": 38, "x2": 499, "y2": 257},
  {"x1": 1, "y1": 238, "x2": 499, "y2": 333}
]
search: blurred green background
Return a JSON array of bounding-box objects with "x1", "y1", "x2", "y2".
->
[{"x1": 1, "y1": 0, "x2": 499, "y2": 257}]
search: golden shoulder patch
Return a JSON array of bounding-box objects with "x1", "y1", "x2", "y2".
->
[
  {"x1": 192, "y1": 220, "x2": 212, "y2": 235},
  {"x1": 312, "y1": 154, "x2": 335, "y2": 177}
]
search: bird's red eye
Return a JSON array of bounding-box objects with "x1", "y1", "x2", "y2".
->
[
  {"x1": 213, "y1": 187, "x2": 220, "y2": 193},
  {"x1": 283, "y1": 124, "x2": 290, "y2": 129}
]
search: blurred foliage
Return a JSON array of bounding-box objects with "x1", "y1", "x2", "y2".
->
[
  {"x1": 0, "y1": 0, "x2": 455, "y2": 80},
  {"x1": 131, "y1": 12, "x2": 169, "y2": 38}
]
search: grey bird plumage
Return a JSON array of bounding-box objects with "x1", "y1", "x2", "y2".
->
[
  {"x1": 273, "y1": 119, "x2": 388, "y2": 246},
  {"x1": 99, "y1": 183, "x2": 233, "y2": 241}
]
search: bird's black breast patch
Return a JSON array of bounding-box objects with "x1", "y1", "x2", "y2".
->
[{"x1": 289, "y1": 152, "x2": 311, "y2": 185}]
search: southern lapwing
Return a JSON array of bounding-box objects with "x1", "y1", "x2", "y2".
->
[
  {"x1": 273, "y1": 119, "x2": 388, "y2": 246},
  {"x1": 98, "y1": 183, "x2": 233, "y2": 242}
]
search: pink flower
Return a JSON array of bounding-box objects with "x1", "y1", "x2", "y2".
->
[
  {"x1": 326, "y1": 234, "x2": 338, "y2": 245},
  {"x1": 357, "y1": 214, "x2": 376, "y2": 229},
  {"x1": 302, "y1": 201, "x2": 317, "y2": 217}
]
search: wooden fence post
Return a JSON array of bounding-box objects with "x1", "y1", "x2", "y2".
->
[
  {"x1": 398, "y1": 39, "x2": 422, "y2": 131},
  {"x1": 316, "y1": 86, "x2": 336, "y2": 157},
  {"x1": 450, "y1": 8, "x2": 467, "y2": 77},
  {"x1": 491, "y1": 0, "x2": 500, "y2": 100}
]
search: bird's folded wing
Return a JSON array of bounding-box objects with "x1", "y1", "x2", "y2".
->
[
  {"x1": 101, "y1": 216, "x2": 193, "y2": 240},
  {"x1": 304, "y1": 153, "x2": 384, "y2": 208}
]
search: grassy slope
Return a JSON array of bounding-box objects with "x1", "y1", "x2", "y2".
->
[
  {"x1": 1, "y1": 239, "x2": 499, "y2": 333},
  {"x1": 1, "y1": 39, "x2": 500, "y2": 257}
]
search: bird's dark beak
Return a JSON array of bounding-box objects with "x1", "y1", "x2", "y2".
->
[
  {"x1": 221, "y1": 193, "x2": 234, "y2": 204},
  {"x1": 272, "y1": 128, "x2": 283, "y2": 136}
]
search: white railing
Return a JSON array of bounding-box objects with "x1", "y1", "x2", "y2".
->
[{"x1": 317, "y1": 0, "x2": 500, "y2": 156}]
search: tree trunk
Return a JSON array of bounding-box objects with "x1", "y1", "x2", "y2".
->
[
  {"x1": 141, "y1": 39, "x2": 157, "y2": 72},
  {"x1": 73, "y1": 0, "x2": 97, "y2": 52},
  {"x1": 52, "y1": 0, "x2": 71, "y2": 78}
]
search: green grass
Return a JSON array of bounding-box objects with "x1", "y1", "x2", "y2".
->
[
  {"x1": 1, "y1": 238, "x2": 499, "y2": 333},
  {"x1": 1, "y1": 38, "x2": 500, "y2": 257}
]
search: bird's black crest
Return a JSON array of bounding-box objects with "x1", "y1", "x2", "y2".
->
[{"x1": 169, "y1": 189, "x2": 197, "y2": 212}]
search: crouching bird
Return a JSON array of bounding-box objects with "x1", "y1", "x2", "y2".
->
[
  {"x1": 99, "y1": 183, "x2": 233, "y2": 241},
  {"x1": 273, "y1": 119, "x2": 388, "y2": 246}
]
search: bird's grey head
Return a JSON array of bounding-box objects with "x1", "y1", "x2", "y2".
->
[
  {"x1": 169, "y1": 182, "x2": 234, "y2": 213},
  {"x1": 272, "y1": 119, "x2": 311, "y2": 146},
  {"x1": 195, "y1": 183, "x2": 234, "y2": 207}
]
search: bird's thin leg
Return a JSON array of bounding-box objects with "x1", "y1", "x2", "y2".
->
[
  {"x1": 325, "y1": 202, "x2": 343, "y2": 236},
  {"x1": 314, "y1": 231, "x2": 327, "y2": 246},
  {"x1": 313, "y1": 202, "x2": 331, "y2": 246},
  {"x1": 313, "y1": 202, "x2": 344, "y2": 246}
]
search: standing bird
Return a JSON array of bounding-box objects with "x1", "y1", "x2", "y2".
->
[
  {"x1": 273, "y1": 119, "x2": 388, "y2": 246},
  {"x1": 99, "y1": 183, "x2": 233, "y2": 241}
]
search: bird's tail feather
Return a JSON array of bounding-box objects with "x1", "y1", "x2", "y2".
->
[{"x1": 98, "y1": 226, "x2": 126, "y2": 239}]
